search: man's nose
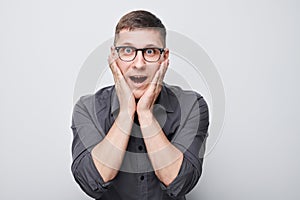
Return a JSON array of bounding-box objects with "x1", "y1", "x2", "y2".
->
[{"x1": 133, "y1": 51, "x2": 146, "y2": 69}]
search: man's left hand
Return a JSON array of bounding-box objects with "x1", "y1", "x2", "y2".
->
[{"x1": 137, "y1": 59, "x2": 169, "y2": 116}]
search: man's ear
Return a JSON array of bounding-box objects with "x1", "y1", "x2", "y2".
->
[
  {"x1": 163, "y1": 48, "x2": 169, "y2": 60},
  {"x1": 110, "y1": 46, "x2": 118, "y2": 59},
  {"x1": 110, "y1": 46, "x2": 114, "y2": 54}
]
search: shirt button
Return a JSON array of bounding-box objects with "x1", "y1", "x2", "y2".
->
[
  {"x1": 138, "y1": 145, "x2": 143, "y2": 151},
  {"x1": 140, "y1": 175, "x2": 144, "y2": 181}
]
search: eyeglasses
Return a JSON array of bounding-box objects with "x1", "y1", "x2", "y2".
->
[{"x1": 115, "y1": 46, "x2": 165, "y2": 62}]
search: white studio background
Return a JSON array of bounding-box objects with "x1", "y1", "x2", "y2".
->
[{"x1": 1, "y1": 0, "x2": 299, "y2": 199}]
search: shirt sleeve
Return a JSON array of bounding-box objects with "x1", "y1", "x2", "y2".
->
[
  {"x1": 160, "y1": 92, "x2": 209, "y2": 198},
  {"x1": 70, "y1": 95, "x2": 113, "y2": 199}
]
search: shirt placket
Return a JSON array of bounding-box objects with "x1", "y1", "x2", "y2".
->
[{"x1": 133, "y1": 125, "x2": 147, "y2": 200}]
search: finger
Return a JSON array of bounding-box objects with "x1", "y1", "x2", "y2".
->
[
  {"x1": 156, "y1": 61, "x2": 166, "y2": 86},
  {"x1": 108, "y1": 55, "x2": 124, "y2": 81},
  {"x1": 108, "y1": 55, "x2": 119, "y2": 72},
  {"x1": 144, "y1": 60, "x2": 167, "y2": 100},
  {"x1": 108, "y1": 55, "x2": 116, "y2": 74},
  {"x1": 161, "y1": 59, "x2": 169, "y2": 76},
  {"x1": 149, "y1": 68, "x2": 160, "y2": 91},
  {"x1": 107, "y1": 57, "x2": 119, "y2": 84},
  {"x1": 108, "y1": 50, "x2": 119, "y2": 64},
  {"x1": 155, "y1": 60, "x2": 168, "y2": 94},
  {"x1": 162, "y1": 59, "x2": 169, "y2": 75}
]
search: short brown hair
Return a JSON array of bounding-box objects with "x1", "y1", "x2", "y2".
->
[{"x1": 114, "y1": 10, "x2": 166, "y2": 47}]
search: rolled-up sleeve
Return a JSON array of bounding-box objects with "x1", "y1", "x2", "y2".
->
[
  {"x1": 160, "y1": 92, "x2": 209, "y2": 198},
  {"x1": 70, "y1": 96, "x2": 113, "y2": 199}
]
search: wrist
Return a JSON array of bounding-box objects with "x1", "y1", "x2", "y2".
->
[
  {"x1": 138, "y1": 111, "x2": 161, "y2": 138},
  {"x1": 119, "y1": 108, "x2": 135, "y2": 119},
  {"x1": 116, "y1": 110, "x2": 135, "y2": 134},
  {"x1": 137, "y1": 110, "x2": 153, "y2": 127}
]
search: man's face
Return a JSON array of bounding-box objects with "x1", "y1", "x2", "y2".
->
[{"x1": 113, "y1": 28, "x2": 169, "y2": 99}]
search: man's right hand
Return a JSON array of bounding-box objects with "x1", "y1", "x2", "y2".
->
[
  {"x1": 91, "y1": 54, "x2": 135, "y2": 183},
  {"x1": 108, "y1": 54, "x2": 136, "y2": 120}
]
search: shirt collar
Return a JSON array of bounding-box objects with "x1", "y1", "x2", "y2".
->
[{"x1": 110, "y1": 82, "x2": 174, "y2": 115}]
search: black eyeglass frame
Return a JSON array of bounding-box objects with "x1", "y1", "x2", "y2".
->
[{"x1": 114, "y1": 46, "x2": 165, "y2": 62}]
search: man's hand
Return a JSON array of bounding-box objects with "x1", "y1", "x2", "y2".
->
[
  {"x1": 91, "y1": 54, "x2": 137, "y2": 183},
  {"x1": 136, "y1": 59, "x2": 183, "y2": 186},
  {"x1": 108, "y1": 54, "x2": 136, "y2": 119},
  {"x1": 137, "y1": 59, "x2": 169, "y2": 116}
]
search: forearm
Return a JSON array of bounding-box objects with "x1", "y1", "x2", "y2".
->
[
  {"x1": 138, "y1": 111, "x2": 183, "y2": 186},
  {"x1": 91, "y1": 111, "x2": 133, "y2": 182}
]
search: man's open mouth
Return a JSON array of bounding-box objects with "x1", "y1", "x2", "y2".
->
[{"x1": 129, "y1": 76, "x2": 147, "y2": 84}]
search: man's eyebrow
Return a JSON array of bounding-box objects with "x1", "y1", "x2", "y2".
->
[
  {"x1": 119, "y1": 42, "x2": 134, "y2": 46},
  {"x1": 117, "y1": 42, "x2": 161, "y2": 48},
  {"x1": 144, "y1": 44, "x2": 160, "y2": 48}
]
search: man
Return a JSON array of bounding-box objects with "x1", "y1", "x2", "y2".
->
[{"x1": 71, "y1": 10, "x2": 209, "y2": 200}]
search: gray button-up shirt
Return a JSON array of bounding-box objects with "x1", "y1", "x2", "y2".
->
[{"x1": 70, "y1": 83, "x2": 209, "y2": 200}]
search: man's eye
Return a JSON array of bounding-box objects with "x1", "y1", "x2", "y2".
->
[
  {"x1": 123, "y1": 47, "x2": 133, "y2": 54},
  {"x1": 145, "y1": 49, "x2": 155, "y2": 55}
]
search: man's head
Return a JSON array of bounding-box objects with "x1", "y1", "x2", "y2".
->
[
  {"x1": 112, "y1": 10, "x2": 169, "y2": 99},
  {"x1": 114, "y1": 10, "x2": 166, "y2": 47}
]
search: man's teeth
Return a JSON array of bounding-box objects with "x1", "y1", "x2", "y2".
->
[{"x1": 130, "y1": 76, "x2": 147, "y2": 83}]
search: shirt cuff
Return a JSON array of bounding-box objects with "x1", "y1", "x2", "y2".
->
[
  {"x1": 159, "y1": 151, "x2": 201, "y2": 198},
  {"x1": 73, "y1": 151, "x2": 114, "y2": 198}
]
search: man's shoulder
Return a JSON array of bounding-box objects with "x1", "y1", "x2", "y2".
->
[
  {"x1": 164, "y1": 84, "x2": 209, "y2": 121},
  {"x1": 164, "y1": 83, "x2": 203, "y2": 101},
  {"x1": 94, "y1": 85, "x2": 115, "y2": 100},
  {"x1": 75, "y1": 85, "x2": 115, "y2": 107},
  {"x1": 164, "y1": 83, "x2": 208, "y2": 112}
]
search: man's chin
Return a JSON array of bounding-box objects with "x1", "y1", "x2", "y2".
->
[{"x1": 132, "y1": 89, "x2": 145, "y2": 100}]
